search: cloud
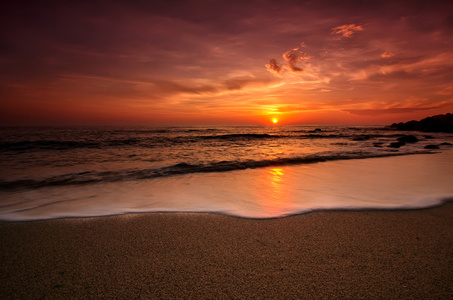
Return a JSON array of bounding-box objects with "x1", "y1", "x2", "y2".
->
[
  {"x1": 223, "y1": 76, "x2": 277, "y2": 91},
  {"x1": 2, "y1": 0, "x2": 453, "y2": 126},
  {"x1": 152, "y1": 79, "x2": 219, "y2": 96},
  {"x1": 344, "y1": 106, "x2": 445, "y2": 116},
  {"x1": 381, "y1": 51, "x2": 395, "y2": 58},
  {"x1": 266, "y1": 46, "x2": 309, "y2": 76},
  {"x1": 437, "y1": 86, "x2": 453, "y2": 95},
  {"x1": 331, "y1": 24, "x2": 364, "y2": 38},
  {"x1": 283, "y1": 48, "x2": 309, "y2": 73},
  {"x1": 379, "y1": 52, "x2": 453, "y2": 75},
  {"x1": 57, "y1": 74, "x2": 220, "y2": 100},
  {"x1": 265, "y1": 59, "x2": 283, "y2": 76},
  {"x1": 343, "y1": 100, "x2": 451, "y2": 116}
]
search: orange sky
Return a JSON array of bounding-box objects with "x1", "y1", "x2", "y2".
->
[{"x1": 1, "y1": 0, "x2": 452, "y2": 126}]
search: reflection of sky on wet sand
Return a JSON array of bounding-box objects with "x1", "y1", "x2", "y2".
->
[
  {"x1": 2, "y1": 151, "x2": 453, "y2": 221},
  {"x1": 248, "y1": 150, "x2": 453, "y2": 217},
  {"x1": 263, "y1": 168, "x2": 287, "y2": 213}
]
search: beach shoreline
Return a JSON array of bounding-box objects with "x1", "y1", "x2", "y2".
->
[
  {"x1": 1, "y1": 203, "x2": 452, "y2": 299},
  {"x1": 3, "y1": 149, "x2": 453, "y2": 222}
]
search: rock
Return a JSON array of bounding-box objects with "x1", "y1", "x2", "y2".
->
[
  {"x1": 353, "y1": 135, "x2": 370, "y2": 141},
  {"x1": 373, "y1": 142, "x2": 384, "y2": 147},
  {"x1": 440, "y1": 142, "x2": 453, "y2": 146},
  {"x1": 388, "y1": 141, "x2": 405, "y2": 148},
  {"x1": 397, "y1": 135, "x2": 418, "y2": 143},
  {"x1": 424, "y1": 144, "x2": 440, "y2": 149},
  {"x1": 389, "y1": 113, "x2": 453, "y2": 133}
]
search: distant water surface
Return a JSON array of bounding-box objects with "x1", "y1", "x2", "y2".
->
[{"x1": 1, "y1": 125, "x2": 452, "y2": 220}]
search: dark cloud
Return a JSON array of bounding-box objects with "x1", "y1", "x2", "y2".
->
[
  {"x1": 150, "y1": 79, "x2": 218, "y2": 96},
  {"x1": 344, "y1": 104, "x2": 450, "y2": 116},
  {"x1": 265, "y1": 59, "x2": 283, "y2": 76},
  {"x1": 283, "y1": 48, "x2": 308, "y2": 73},
  {"x1": 223, "y1": 77, "x2": 277, "y2": 91},
  {"x1": 288, "y1": 65, "x2": 303, "y2": 73},
  {"x1": 266, "y1": 46, "x2": 309, "y2": 76}
]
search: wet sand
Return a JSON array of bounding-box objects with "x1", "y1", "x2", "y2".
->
[{"x1": 1, "y1": 203, "x2": 452, "y2": 299}]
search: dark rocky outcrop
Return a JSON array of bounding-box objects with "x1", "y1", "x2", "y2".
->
[
  {"x1": 397, "y1": 135, "x2": 419, "y2": 143},
  {"x1": 352, "y1": 135, "x2": 370, "y2": 141},
  {"x1": 308, "y1": 128, "x2": 322, "y2": 133},
  {"x1": 424, "y1": 142, "x2": 452, "y2": 149},
  {"x1": 390, "y1": 113, "x2": 453, "y2": 133},
  {"x1": 388, "y1": 141, "x2": 406, "y2": 148},
  {"x1": 373, "y1": 142, "x2": 384, "y2": 147},
  {"x1": 386, "y1": 135, "x2": 419, "y2": 148}
]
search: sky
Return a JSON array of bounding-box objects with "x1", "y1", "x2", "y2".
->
[{"x1": 1, "y1": 0, "x2": 453, "y2": 126}]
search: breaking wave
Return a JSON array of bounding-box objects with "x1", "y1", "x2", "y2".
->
[{"x1": 0, "y1": 150, "x2": 431, "y2": 192}]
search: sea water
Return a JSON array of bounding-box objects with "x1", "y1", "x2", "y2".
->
[{"x1": 1, "y1": 125, "x2": 452, "y2": 221}]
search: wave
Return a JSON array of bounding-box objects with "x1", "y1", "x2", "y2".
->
[
  {"x1": 0, "y1": 150, "x2": 432, "y2": 192},
  {"x1": 0, "y1": 134, "x2": 283, "y2": 151},
  {"x1": 1, "y1": 129, "x2": 422, "y2": 152},
  {"x1": 201, "y1": 133, "x2": 281, "y2": 140},
  {"x1": 0, "y1": 139, "x2": 144, "y2": 151},
  {"x1": 0, "y1": 140, "x2": 101, "y2": 151},
  {"x1": 304, "y1": 134, "x2": 349, "y2": 139}
]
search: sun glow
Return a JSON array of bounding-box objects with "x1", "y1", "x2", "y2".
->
[{"x1": 272, "y1": 118, "x2": 278, "y2": 124}]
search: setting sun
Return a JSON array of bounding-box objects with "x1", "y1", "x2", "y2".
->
[{"x1": 272, "y1": 118, "x2": 278, "y2": 124}]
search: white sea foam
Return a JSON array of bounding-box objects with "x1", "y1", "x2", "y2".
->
[{"x1": 1, "y1": 150, "x2": 452, "y2": 221}]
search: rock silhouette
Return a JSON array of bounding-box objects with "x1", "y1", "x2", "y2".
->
[
  {"x1": 390, "y1": 113, "x2": 453, "y2": 133},
  {"x1": 397, "y1": 135, "x2": 419, "y2": 143},
  {"x1": 388, "y1": 141, "x2": 406, "y2": 148}
]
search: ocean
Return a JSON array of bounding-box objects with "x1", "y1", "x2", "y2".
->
[{"x1": 1, "y1": 125, "x2": 452, "y2": 221}]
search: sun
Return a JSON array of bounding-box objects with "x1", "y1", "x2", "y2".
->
[{"x1": 272, "y1": 118, "x2": 278, "y2": 124}]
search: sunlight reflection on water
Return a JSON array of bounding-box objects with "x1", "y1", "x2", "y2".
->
[{"x1": 262, "y1": 168, "x2": 287, "y2": 213}]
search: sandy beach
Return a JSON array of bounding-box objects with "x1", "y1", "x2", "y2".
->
[{"x1": 1, "y1": 203, "x2": 452, "y2": 299}]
